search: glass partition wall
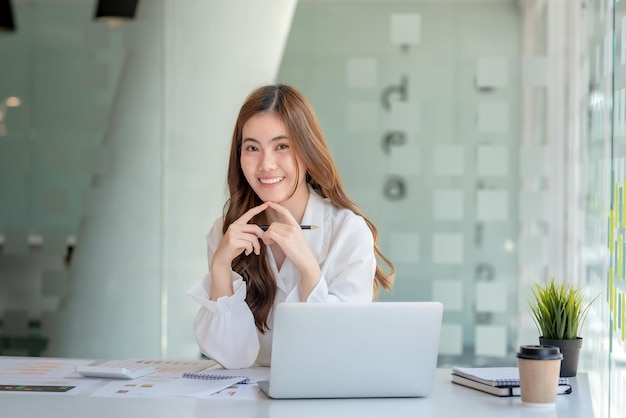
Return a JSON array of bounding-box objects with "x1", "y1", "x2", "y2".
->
[
  {"x1": 279, "y1": 0, "x2": 526, "y2": 366},
  {"x1": 0, "y1": 1, "x2": 159, "y2": 356},
  {"x1": 581, "y1": 0, "x2": 612, "y2": 416},
  {"x1": 605, "y1": 0, "x2": 626, "y2": 416},
  {"x1": 0, "y1": 1, "x2": 624, "y2": 416},
  {"x1": 278, "y1": 1, "x2": 620, "y2": 415}
]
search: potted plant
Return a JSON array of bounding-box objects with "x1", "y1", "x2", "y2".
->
[{"x1": 527, "y1": 276, "x2": 598, "y2": 377}]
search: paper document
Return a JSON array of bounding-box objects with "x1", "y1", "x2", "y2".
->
[
  {"x1": 209, "y1": 383, "x2": 264, "y2": 400},
  {"x1": 90, "y1": 374, "x2": 244, "y2": 399},
  {"x1": 0, "y1": 358, "x2": 93, "y2": 379},
  {"x1": 116, "y1": 358, "x2": 218, "y2": 378},
  {"x1": 0, "y1": 377, "x2": 101, "y2": 396}
]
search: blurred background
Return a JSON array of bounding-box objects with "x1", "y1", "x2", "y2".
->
[{"x1": 0, "y1": 0, "x2": 622, "y2": 416}]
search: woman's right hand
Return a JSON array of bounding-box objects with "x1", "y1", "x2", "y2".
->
[{"x1": 210, "y1": 202, "x2": 269, "y2": 299}]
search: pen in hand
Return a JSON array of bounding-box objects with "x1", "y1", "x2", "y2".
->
[{"x1": 258, "y1": 225, "x2": 319, "y2": 231}]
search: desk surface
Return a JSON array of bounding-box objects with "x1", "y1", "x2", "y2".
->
[{"x1": 0, "y1": 368, "x2": 594, "y2": 418}]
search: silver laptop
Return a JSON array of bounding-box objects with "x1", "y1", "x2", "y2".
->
[{"x1": 258, "y1": 301, "x2": 443, "y2": 399}]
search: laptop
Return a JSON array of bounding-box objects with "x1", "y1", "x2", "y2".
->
[{"x1": 258, "y1": 301, "x2": 443, "y2": 399}]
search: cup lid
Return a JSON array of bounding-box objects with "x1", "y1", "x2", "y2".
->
[{"x1": 516, "y1": 345, "x2": 563, "y2": 360}]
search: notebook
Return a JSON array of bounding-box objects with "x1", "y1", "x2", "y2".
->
[
  {"x1": 258, "y1": 301, "x2": 444, "y2": 399},
  {"x1": 451, "y1": 367, "x2": 570, "y2": 387},
  {"x1": 450, "y1": 374, "x2": 572, "y2": 397}
]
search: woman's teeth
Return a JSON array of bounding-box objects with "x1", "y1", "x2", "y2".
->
[{"x1": 260, "y1": 177, "x2": 284, "y2": 184}]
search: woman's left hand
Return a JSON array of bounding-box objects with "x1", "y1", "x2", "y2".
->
[{"x1": 261, "y1": 202, "x2": 321, "y2": 295}]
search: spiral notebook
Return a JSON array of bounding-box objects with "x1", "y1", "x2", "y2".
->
[
  {"x1": 181, "y1": 367, "x2": 270, "y2": 385},
  {"x1": 182, "y1": 372, "x2": 250, "y2": 384},
  {"x1": 451, "y1": 367, "x2": 570, "y2": 387},
  {"x1": 451, "y1": 374, "x2": 572, "y2": 397}
]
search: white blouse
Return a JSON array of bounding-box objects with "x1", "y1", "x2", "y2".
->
[{"x1": 188, "y1": 190, "x2": 376, "y2": 369}]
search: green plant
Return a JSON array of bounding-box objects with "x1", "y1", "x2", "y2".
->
[{"x1": 528, "y1": 277, "x2": 598, "y2": 340}]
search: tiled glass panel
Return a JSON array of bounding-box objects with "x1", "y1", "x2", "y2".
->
[{"x1": 279, "y1": 1, "x2": 521, "y2": 365}]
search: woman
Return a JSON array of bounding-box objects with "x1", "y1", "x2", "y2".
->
[{"x1": 188, "y1": 84, "x2": 394, "y2": 369}]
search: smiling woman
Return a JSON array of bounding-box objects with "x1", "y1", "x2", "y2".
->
[
  {"x1": 187, "y1": 84, "x2": 395, "y2": 369},
  {"x1": 239, "y1": 112, "x2": 309, "y2": 212}
]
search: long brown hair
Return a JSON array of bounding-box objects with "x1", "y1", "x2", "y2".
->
[{"x1": 224, "y1": 85, "x2": 395, "y2": 332}]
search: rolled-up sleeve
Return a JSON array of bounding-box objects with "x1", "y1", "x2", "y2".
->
[{"x1": 187, "y1": 220, "x2": 260, "y2": 369}]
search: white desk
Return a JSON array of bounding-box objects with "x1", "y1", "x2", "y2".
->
[{"x1": 0, "y1": 368, "x2": 594, "y2": 418}]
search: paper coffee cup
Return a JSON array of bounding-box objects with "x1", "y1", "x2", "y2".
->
[{"x1": 516, "y1": 345, "x2": 563, "y2": 407}]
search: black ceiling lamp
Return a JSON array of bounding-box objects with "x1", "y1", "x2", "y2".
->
[
  {"x1": 94, "y1": 0, "x2": 140, "y2": 23},
  {"x1": 0, "y1": 0, "x2": 16, "y2": 33}
]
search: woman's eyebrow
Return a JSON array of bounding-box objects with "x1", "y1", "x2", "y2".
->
[{"x1": 242, "y1": 135, "x2": 288, "y2": 143}]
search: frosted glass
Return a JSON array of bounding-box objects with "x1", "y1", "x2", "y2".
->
[
  {"x1": 439, "y1": 323, "x2": 463, "y2": 355},
  {"x1": 347, "y1": 58, "x2": 377, "y2": 89},
  {"x1": 605, "y1": 34, "x2": 612, "y2": 77},
  {"x1": 475, "y1": 281, "x2": 507, "y2": 312},
  {"x1": 81, "y1": 144, "x2": 108, "y2": 175},
  {"x1": 433, "y1": 189, "x2": 464, "y2": 220},
  {"x1": 42, "y1": 270, "x2": 68, "y2": 297},
  {"x1": 42, "y1": 147, "x2": 71, "y2": 175},
  {"x1": 40, "y1": 230, "x2": 69, "y2": 255},
  {"x1": 477, "y1": 102, "x2": 509, "y2": 133},
  {"x1": 390, "y1": 101, "x2": 420, "y2": 133},
  {"x1": 520, "y1": 146, "x2": 547, "y2": 176},
  {"x1": 40, "y1": 311, "x2": 60, "y2": 338},
  {"x1": 476, "y1": 57, "x2": 507, "y2": 89},
  {"x1": 475, "y1": 325, "x2": 507, "y2": 357},
  {"x1": 124, "y1": 21, "x2": 153, "y2": 49},
  {"x1": 432, "y1": 233, "x2": 464, "y2": 264},
  {"x1": 433, "y1": 280, "x2": 463, "y2": 311},
  {"x1": 6, "y1": 105, "x2": 32, "y2": 135},
  {"x1": 390, "y1": 145, "x2": 419, "y2": 175},
  {"x1": 519, "y1": 191, "x2": 545, "y2": 220},
  {"x1": 518, "y1": 236, "x2": 547, "y2": 264},
  {"x1": 346, "y1": 101, "x2": 377, "y2": 133},
  {"x1": 623, "y1": 15, "x2": 626, "y2": 66},
  {"x1": 477, "y1": 145, "x2": 509, "y2": 177},
  {"x1": 389, "y1": 232, "x2": 419, "y2": 263},
  {"x1": 433, "y1": 146, "x2": 465, "y2": 176},
  {"x1": 390, "y1": 14, "x2": 421, "y2": 45},
  {"x1": 2, "y1": 309, "x2": 29, "y2": 337},
  {"x1": 87, "y1": 104, "x2": 109, "y2": 131},
  {"x1": 2, "y1": 228, "x2": 28, "y2": 255},
  {"x1": 85, "y1": 62, "x2": 109, "y2": 90},
  {"x1": 595, "y1": 44, "x2": 601, "y2": 84},
  {"x1": 476, "y1": 190, "x2": 508, "y2": 221},
  {"x1": 522, "y1": 56, "x2": 548, "y2": 87},
  {"x1": 615, "y1": 95, "x2": 621, "y2": 137},
  {"x1": 619, "y1": 90, "x2": 624, "y2": 137},
  {"x1": 41, "y1": 188, "x2": 69, "y2": 216},
  {"x1": 350, "y1": 187, "x2": 378, "y2": 211},
  {"x1": 1, "y1": 143, "x2": 30, "y2": 174},
  {"x1": 82, "y1": 22, "x2": 109, "y2": 49}
]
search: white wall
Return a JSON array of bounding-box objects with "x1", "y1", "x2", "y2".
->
[
  {"x1": 53, "y1": 0, "x2": 296, "y2": 359},
  {"x1": 162, "y1": 0, "x2": 296, "y2": 359}
]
